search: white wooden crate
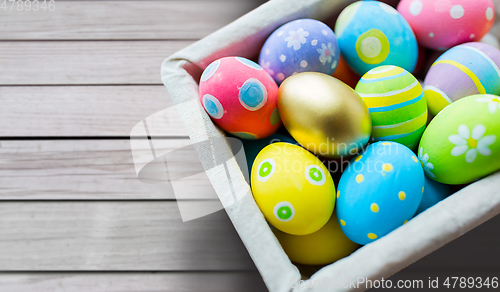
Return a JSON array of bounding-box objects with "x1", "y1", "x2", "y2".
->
[{"x1": 161, "y1": 1, "x2": 500, "y2": 291}]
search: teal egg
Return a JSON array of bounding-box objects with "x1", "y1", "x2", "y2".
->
[
  {"x1": 335, "y1": 1, "x2": 418, "y2": 76},
  {"x1": 415, "y1": 177, "x2": 451, "y2": 215}
]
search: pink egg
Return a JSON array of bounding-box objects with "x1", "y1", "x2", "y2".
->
[
  {"x1": 199, "y1": 57, "x2": 281, "y2": 140},
  {"x1": 397, "y1": 0, "x2": 495, "y2": 50}
]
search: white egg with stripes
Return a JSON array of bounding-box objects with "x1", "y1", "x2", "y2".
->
[{"x1": 355, "y1": 65, "x2": 427, "y2": 149}]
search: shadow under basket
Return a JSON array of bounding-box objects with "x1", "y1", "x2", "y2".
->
[{"x1": 160, "y1": 0, "x2": 500, "y2": 291}]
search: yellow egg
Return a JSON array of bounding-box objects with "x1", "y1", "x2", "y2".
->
[
  {"x1": 251, "y1": 142, "x2": 335, "y2": 235},
  {"x1": 273, "y1": 214, "x2": 359, "y2": 265},
  {"x1": 278, "y1": 72, "x2": 371, "y2": 158}
]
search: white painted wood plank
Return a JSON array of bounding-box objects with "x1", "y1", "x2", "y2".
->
[
  {"x1": 0, "y1": 202, "x2": 254, "y2": 270},
  {"x1": 0, "y1": 42, "x2": 192, "y2": 85},
  {"x1": 0, "y1": 1, "x2": 265, "y2": 40},
  {"x1": 0, "y1": 272, "x2": 267, "y2": 292},
  {"x1": 0, "y1": 140, "x2": 216, "y2": 200},
  {"x1": 0, "y1": 86, "x2": 187, "y2": 137}
]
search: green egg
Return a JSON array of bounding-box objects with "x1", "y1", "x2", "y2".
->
[
  {"x1": 355, "y1": 65, "x2": 427, "y2": 149},
  {"x1": 418, "y1": 94, "x2": 500, "y2": 184}
]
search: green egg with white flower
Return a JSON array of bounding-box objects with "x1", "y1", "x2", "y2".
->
[{"x1": 418, "y1": 94, "x2": 500, "y2": 184}]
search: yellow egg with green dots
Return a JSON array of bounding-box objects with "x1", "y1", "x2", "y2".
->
[
  {"x1": 251, "y1": 142, "x2": 335, "y2": 235},
  {"x1": 355, "y1": 65, "x2": 428, "y2": 149}
]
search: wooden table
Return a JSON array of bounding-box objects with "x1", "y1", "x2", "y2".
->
[
  {"x1": 0, "y1": 1, "x2": 267, "y2": 291},
  {"x1": 0, "y1": 1, "x2": 499, "y2": 291}
]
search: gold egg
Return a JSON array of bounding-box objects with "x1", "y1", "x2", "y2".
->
[{"x1": 278, "y1": 72, "x2": 371, "y2": 158}]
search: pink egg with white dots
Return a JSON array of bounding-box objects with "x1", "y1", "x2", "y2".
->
[
  {"x1": 397, "y1": 0, "x2": 495, "y2": 50},
  {"x1": 199, "y1": 57, "x2": 281, "y2": 140}
]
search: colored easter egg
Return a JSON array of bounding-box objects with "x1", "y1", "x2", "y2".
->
[
  {"x1": 418, "y1": 94, "x2": 500, "y2": 184},
  {"x1": 332, "y1": 55, "x2": 361, "y2": 88},
  {"x1": 423, "y1": 42, "x2": 500, "y2": 116},
  {"x1": 272, "y1": 214, "x2": 359, "y2": 265},
  {"x1": 415, "y1": 177, "x2": 451, "y2": 215},
  {"x1": 355, "y1": 65, "x2": 427, "y2": 149},
  {"x1": 199, "y1": 57, "x2": 280, "y2": 139},
  {"x1": 335, "y1": 1, "x2": 418, "y2": 76},
  {"x1": 278, "y1": 72, "x2": 371, "y2": 158},
  {"x1": 251, "y1": 143, "x2": 335, "y2": 235},
  {"x1": 336, "y1": 142, "x2": 424, "y2": 245},
  {"x1": 241, "y1": 133, "x2": 296, "y2": 174},
  {"x1": 259, "y1": 19, "x2": 340, "y2": 85},
  {"x1": 397, "y1": 0, "x2": 495, "y2": 51}
]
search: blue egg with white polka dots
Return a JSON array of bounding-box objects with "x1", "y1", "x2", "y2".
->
[
  {"x1": 335, "y1": 1, "x2": 418, "y2": 76},
  {"x1": 336, "y1": 141, "x2": 424, "y2": 245},
  {"x1": 259, "y1": 18, "x2": 340, "y2": 84}
]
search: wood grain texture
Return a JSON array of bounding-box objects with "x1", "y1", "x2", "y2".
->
[
  {"x1": 0, "y1": 0, "x2": 265, "y2": 288},
  {"x1": 0, "y1": 272, "x2": 267, "y2": 292},
  {"x1": 0, "y1": 200, "x2": 497, "y2": 273},
  {"x1": 0, "y1": 202, "x2": 255, "y2": 271},
  {"x1": 0, "y1": 139, "x2": 216, "y2": 200},
  {"x1": 0, "y1": 42, "x2": 193, "y2": 85},
  {"x1": 0, "y1": 86, "x2": 188, "y2": 137},
  {"x1": 0, "y1": 1, "x2": 265, "y2": 40}
]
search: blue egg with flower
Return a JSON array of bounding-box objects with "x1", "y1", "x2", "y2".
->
[
  {"x1": 336, "y1": 142, "x2": 424, "y2": 245},
  {"x1": 259, "y1": 18, "x2": 340, "y2": 84}
]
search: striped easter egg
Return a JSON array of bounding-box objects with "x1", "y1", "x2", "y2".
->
[
  {"x1": 424, "y1": 42, "x2": 500, "y2": 116},
  {"x1": 355, "y1": 65, "x2": 427, "y2": 149}
]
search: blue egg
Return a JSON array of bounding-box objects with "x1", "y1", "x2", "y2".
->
[
  {"x1": 334, "y1": 1, "x2": 418, "y2": 76},
  {"x1": 241, "y1": 133, "x2": 296, "y2": 173},
  {"x1": 259, "y1": 19, "x2": 340, "y2": 84},
  {"x1": 415, "y1": 177, "x2": 451, "y2": 215},
  {"x1": 336, "y1": 141, "x2": 424, "y2": 245}
]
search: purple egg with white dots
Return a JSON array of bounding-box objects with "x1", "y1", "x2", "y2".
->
[{"x1": 259, "y1": 19, "x2": 340, "y2": 84}]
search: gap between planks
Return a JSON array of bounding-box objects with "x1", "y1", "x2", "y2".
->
[
  {"x1": 0, "y1": 201, "x2": 498, "y2": 272},
  {"x1": 0, "y1": 1, "x2": 266, "y2": 40},
  {"x1": 0, "y1": 139, "x2": 219, "y2": 200},
  {"x1": 0, "y1": 41, "x2": 193, "y2": 85},
  {"x1": 0, "y1": 201, "x2": 255, "y2": 271},
  {"x1": 0, "y1": 272, "x2": 268, "y2": 292},
  {"x1": 0, "y1": 86, "x2": 188, "y2": 137}
]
